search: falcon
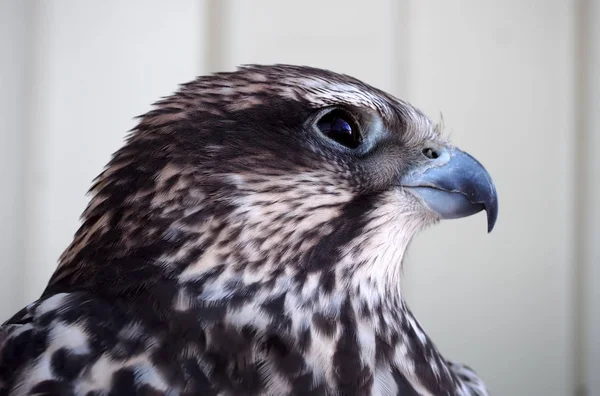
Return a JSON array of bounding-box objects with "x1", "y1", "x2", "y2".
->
[{"x1": 0, "y1": 65, "x2": 497, "y2": 395}]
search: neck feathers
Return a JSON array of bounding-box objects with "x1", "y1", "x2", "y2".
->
[{"x1": 46, "y1": 162, "x2": 483, "y2": 395}]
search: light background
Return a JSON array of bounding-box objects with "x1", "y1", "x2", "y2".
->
[{"x1": 0, "y1": 1, "x2": 598, "y2": 395}]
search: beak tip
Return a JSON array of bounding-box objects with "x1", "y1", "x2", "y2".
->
[{"x1": 486, "y1": 198, "x2": 498, "y2": 233}]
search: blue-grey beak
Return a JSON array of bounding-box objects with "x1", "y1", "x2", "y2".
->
[{"x1": 401, "y1": 146, "x2": 498, "y2": 232}]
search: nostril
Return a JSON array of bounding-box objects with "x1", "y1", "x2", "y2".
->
[{"x1": 422, "y1": 147, "x2": 440, "y2": 160}]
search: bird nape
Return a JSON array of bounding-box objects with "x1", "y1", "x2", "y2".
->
[{"x1": 0, "y1": 65, "x2": 497, "y2": 396}]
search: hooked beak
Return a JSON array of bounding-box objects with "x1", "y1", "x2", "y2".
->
[{"x1": 400, "y1": 145, "x2": 498, "y2": 232}]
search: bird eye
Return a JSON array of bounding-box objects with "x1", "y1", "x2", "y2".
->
[{"x1": 316, "y1": 109, "x2": 362, "y2": 149}]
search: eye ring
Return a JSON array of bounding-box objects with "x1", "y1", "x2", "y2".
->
[{"x1": 316, "y1": 108, "x2": 362, "y2": 149}]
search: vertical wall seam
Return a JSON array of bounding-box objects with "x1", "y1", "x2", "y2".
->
[
  {"x1": 582, "y1": 0, "x2": 600, "y2": 394},
  {"x1": 204, "y1": 0, "x2": 228, "y2": 73},
  {"x1": 19, "y1": 0, "x2": 36, "y2": 308},
  {"x1": 573, "y1": 0, "x2": 597, "y2": 395},
  {"x1": 390, "y1": 0, "x2": 410, "y2": 98}
]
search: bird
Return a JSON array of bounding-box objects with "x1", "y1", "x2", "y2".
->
[{"x1": 0, "y1": 65, "x2": 497, "y2": 396}]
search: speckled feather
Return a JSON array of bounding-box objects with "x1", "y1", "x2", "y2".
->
[{"x1": 0, "y1": 65, "x2": 487, "y2": 396}]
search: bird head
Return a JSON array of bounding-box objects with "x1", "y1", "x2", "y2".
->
[{"x1": 50, "y1": 65, "x2": 497, "y2": 301}]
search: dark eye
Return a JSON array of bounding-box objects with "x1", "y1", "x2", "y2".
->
[{"x1": 316, "y1": 109, "x2": 362, "y2": 149}]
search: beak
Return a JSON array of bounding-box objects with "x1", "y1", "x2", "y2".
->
[{"x1": 400, "y1": 145, "x2": 498, "y2": 232}]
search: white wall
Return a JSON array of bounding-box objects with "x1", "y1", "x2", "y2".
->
[
  {"x1": 402, "y1": 2, "x2": 575, "y2": 396},
  {"x1": 0, "y1": 0, "x2": 30, "y2": 319},
  {"x1": 0, "y1": 1, "x2": 596, "y2": 395}
]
